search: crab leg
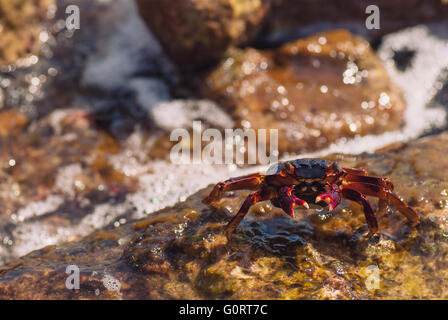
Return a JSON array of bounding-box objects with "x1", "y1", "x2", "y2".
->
[
  {"x1": 345, "y1": 173, "x2": 394, "y2": 217},
  {"x1": 224, "y1": 187, "x2": 274, "y2": 239},
  {"x1": 344, "y1": 173, "x2": 394, "y2": 190},
  {"x1": 342, "y1": 167, "x2": 368, "y2": 175},
  {"x1": 315, "y1": 183, "x2": 341, "y2": 211},
  {"x1": 202, "y1": 172, "x2": 265, "y2": 205},
  {"x1": 343, "y1": 174, "x2": 394, "y2": 213},
  {"x1": 274, "y1": 186, "x2": 309, "y2": 216},
  {"x1": 342, "y1": 181, "x2": 420, "y2": 226},
  {"x1": 340, "y1": 188, "x2": 378, "y2": 236}
]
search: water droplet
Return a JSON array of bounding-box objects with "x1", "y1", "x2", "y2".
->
[
  {"x1": 318, "y1": 36, "x2": 327, "y2": 45},
  {"x1": 39, "y1": 31, "x2": 49, "y2": 43},
  {"x1": 320, "y1": 85, "x2": 328, "y2": 93},
  {"x1": 378, "y1": 92, "x2": 391, "y2": 106},
  {"x1": 349, "y1": 123, "x2": 358, "y2": 132},
  {"x1": 277, "y1": 85, "x2": 286, "y2": 95},
  {"x1": 312, "y1": 59, "x2": 321, "y2": 68},
  {"x1": 241, "y1": 120, "x2": 251, "y2": 129}
]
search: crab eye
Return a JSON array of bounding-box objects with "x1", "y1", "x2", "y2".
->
[{"x1": 285, "y1": 163, "x2": 294, "y2": 174}]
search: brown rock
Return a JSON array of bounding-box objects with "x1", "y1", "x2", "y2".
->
[
  {"x1": 203, "y1": 30, "x2": 406, "y2": 154},
  {"x1": 136, "y1": 0, "x2": 272, "y2": 68},
  {"x1": 0, "y1": 0, "x2": 54, "y2": 67},
  {"x1": 1, "y1": 131, "x2": 448, "y2": 299},
  {"x1": 0, "y1": 109, "x2": 137, "y2": 247},
  {"x1": 0, "y1": 110, "x2": 28, "y2": 138}
]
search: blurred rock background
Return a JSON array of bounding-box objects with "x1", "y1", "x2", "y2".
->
[{"x1": 0, "y1": 0, "x2": 448, "y2": 299}]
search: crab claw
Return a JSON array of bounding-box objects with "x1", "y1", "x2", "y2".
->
[
  {"x1": 276, "y1": 186, "x2": 310, "y2": 216},
  {"x1": 315, "y1": 195, "x2": 335, "y2": 210},
  {"x1": 315, "y1": 184, "x2": 341, "y2": 211},
  {"x1": 296, "y1": 198, "x2": 310, "y2": 209},
  {"x1": 278, "y1": 195, "x2": 309, "y2": 216}
]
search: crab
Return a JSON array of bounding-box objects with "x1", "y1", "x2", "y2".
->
[{"x1": 202, "y1": 158, "x2": 420, "y2": 239}]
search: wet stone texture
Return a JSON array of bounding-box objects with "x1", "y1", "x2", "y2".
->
[
  {"x1": 0, "y1": 108, "x2": 138, "y2": 218},
  {"x1": 203, "y1": 30, "x2": 406, "y2": 155},
  {"x1": 136, "y1": 0, "x2": 272, "y2": 68},
  {"x1": 0, "y1": 107, "x2": 147, "y2": 264},
  {"x1": 0, "y1": 0, "x2": 54, "y2": 67},
  {"x1": 1, "y1": 131, "x2": 448, "y2": 299},
  {"x1": 0, "y1": 0, "x2": 242, "y2": 266}
]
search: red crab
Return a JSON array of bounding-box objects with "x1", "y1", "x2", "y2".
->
[{"x1": 202, "y1": 158, "x2": 420, "y2": 239}]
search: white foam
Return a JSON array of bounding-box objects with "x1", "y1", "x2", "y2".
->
[
  {"x1": 129, "y1": 78, "x2": 171, "y2": 112},
  {"x1": 378, "y1": 25, "x2": 448, "y2": 138},
  {"x1": 15, "y1": 195, "x2": 65, "y2": 221},
  {"x1": 149, "y1": 99, "x2": 235, "y2": 131},
  {"x1": 101, "y1": 273, "x2": 122, "y2": 297},
  {"x1": 81, "y1": 0, "x2": 175, "y2": 91}
]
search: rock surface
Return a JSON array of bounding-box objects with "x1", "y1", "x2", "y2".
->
[
  {"x1": 203, "y1": 30, "x2": 406, "y2": 155},
  {"x1": 136, "y1": 0, "x2": 448, "y2": 68},
  {"x1": 0, "y1": 0, "x2": 256, "y2": 265},
  {"x1": 1, "y1": 131, "x2": 448, "y2": 299},
  {"x1": 0, "y1": 0, "x2": 54, "y2": 67},
  {"x1": 0, "y1": 106, "x2": 242, "y2": 265},
  {"x1": 136, "y1": 0, "x2": 271, "y2": 68}
]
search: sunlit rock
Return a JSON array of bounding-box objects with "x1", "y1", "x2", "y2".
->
[
  {"x1": 1, "y1": 132, "x2": 448, "y2": 299},
  {"x1": 203, "y1": 30, "x2": 406, "y2": 155}
]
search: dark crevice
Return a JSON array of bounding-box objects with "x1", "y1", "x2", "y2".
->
[{"x1": 392, "y1": 48, "x2": 416, "y2": 72}]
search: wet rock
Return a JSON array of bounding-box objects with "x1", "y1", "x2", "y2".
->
[
  {"x1": 0, "y1": 103, "x2": 240, "y2": 264},
  {"x1": 203, "y1": 30, "x2": 406, "y2": 155},
  {"x1": 0, "y1": 108, "x2": 142, "y2": 262},
  {"x1": 0, "y1": 0, "x2": 93, "y2": 119},
  {"x1": 136, "y1": 0, "x2": 272, "y2": 68},
  {"x1": 0, "y1": 0, "x2": 54, "y2": 67},
  {"x1": 0, "y1": 110, "x2": 28, "y2": 138},
  {"x1": 0, "y1": 108, "x2": 134, "y2": 212},
  {"x1": 1, "y1": 131, "x2": 448, "y2": 299},
  {"x1": 0, "y1": 0, "x2": 177, "y2": 126}
]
